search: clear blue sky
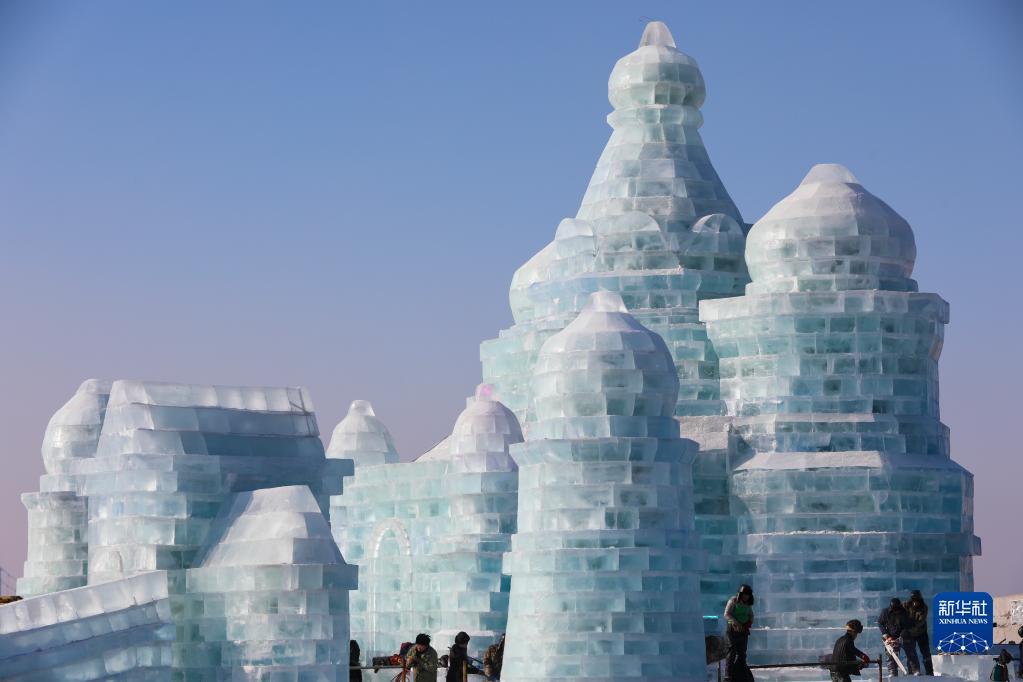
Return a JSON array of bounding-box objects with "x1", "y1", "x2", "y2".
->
[{"x1": 1, "y1": 1, "x2": 1020, "y2": 594}]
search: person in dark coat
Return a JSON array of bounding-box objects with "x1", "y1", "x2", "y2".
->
[
  {"x1": 879, "y1": 598, "x2": 919, "y2": 676},
  {"x1": 349, "y1": 640, "x2": 363, "y2": 682},
  {"x1": 446, "y1": 631, "x2": 479, "y2": 682},
  {"x1": 904, "y1": 590, "x2": 933, "y2": 675},
  {"x1": 832, "y1": 620, "x2": 871, "y2": 682},
  {"x1": 723, "y1": 584, "x2": 755, "y2": 682}
]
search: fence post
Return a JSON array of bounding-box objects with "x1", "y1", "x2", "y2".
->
[{"x1": 878, "y1": 654, "x2": 883, "y2": 682}]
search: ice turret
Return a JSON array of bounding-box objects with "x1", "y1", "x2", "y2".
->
[
  {"x1": 18, "y1": 379, "x2": 111, "y2": 597},
  {"x1": 701, "y1": 165, "x2": 978, "y2": 667},
  {"x1": 502, "y1": 292, "x2": 705, "y2": 682},
  {"x1": 482, "y1": 20, "x2": 747, "y2": 625},
  {"x1": 326, "y1": 400, "x2": 399, "y2": 467}
]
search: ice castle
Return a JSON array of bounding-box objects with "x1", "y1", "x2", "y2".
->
[{"x1": 1, "y1": 20, "x2": 977, "y2": 682}]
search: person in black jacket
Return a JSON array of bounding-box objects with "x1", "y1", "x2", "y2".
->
[
  {"x1": 879, "y1": 598, "x2": 919, "y2": 676},
  {"x1": 904, "y1": 590, "x2": 932, "y2": 675},
  {"x1": 349, "y1": 640, "x2": 362, "y2": 682},
  {"x1": 832, "y1": 620, "x2": 871, "y2": 682},
  {"x1": 446, "y1": 631, "x2": 480, "y2": 682}
]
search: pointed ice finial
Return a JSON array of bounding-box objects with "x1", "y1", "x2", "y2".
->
[
  {"x1": 585, "y1": 290, "x2": 629, "y2": 313},
  {"x1": 474, "y1": 383, "x2": 495, "y2": 401},
  {"x1": 800, "y1": 163, "x2": 860, "y2": 186},
  {"x1": 348, "y1": 399, "x2": 375, "y2": 417},
  {"x1": 639, "y1": 21, "x2": 676, "y2": 48}
]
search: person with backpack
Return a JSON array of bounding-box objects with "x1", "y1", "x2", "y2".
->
[
  {"x1": 904, "y1": 590, "x2": 933, "y2": 675},
  {"x1": 879, "y1": 598, "x2": 919, "y2": 676},
  {"x1": 831, "y1": 620, "x2": 872, "y2": 682},
  {"x1": 724, "y1": 584, "x2": 755, "y2": 682}
]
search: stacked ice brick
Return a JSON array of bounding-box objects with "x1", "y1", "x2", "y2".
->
[
  {"x1": 4, "y1": 380, "x2": 357, "y2": 679},
  {"x1": 501, "y1": 291, "x2": 705, "y2": 682},
  {"x1": 17, "y1": 380, "x2": 111, "y2": 597},
  {"x1": 175, "y1": 485, "x2": 357, "y2": 677},
  {"x1": 76, "y1": 380, "x2": 344, "y2": 583},
  {"x1": 330, "y1": 389, "x2": 521, "y2": 658},
  {"x1": 479, "y1": 21, "x2": 752, "y2": 622},
  {"x1": 700, "y1": 164, "x2": 980, "y2": 666}
]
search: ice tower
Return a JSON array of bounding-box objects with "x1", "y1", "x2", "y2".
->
[
  {"x1": 331, "y1": 388, "x2": 521, "y2": 658},
  {"x1": 700, "y1": 165, "x2": 979, "y2": 665},
  {"x1": 502, "y1": 292, "x2": 705, "y2": 682},
  {"x1": 481, "y1": 19, "x2": 751, "y2": 622},
  {"x1": 18, "y1": 380, "x2": 111, "y2": 597}
]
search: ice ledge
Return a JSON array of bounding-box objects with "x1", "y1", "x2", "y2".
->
[{"x1": 734, "y1": 451, "x2": 968, "y2": 472}]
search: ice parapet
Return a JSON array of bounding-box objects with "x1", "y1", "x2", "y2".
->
[
  {"x1": 502, "y1": 292, "x2": 705, "y2": 682},
  {"x1": 700, "y1": 165, "x2": 979, "y2": 665},
  {"x1": 18, "y1": 380, "x2": 111, "y2": 598},
  {"x1": 331, "y1": 387, "x2": 521, "y2": 658}
]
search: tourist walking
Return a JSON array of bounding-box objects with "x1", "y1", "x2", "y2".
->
[
  {"x1": 905, "y1": 590, "x2": 933, "y2": 675},
  {"x1": 879, "y1": 598, "x2": 919, "y2": 676},
  {"x1": 724, "y1": 584, "x2": 755, "y2": 682},
  {"x1": 406, "y1": 634, "x2": 439, "y2": 682},
  {"x1": 831, "y1": 620, "x2": 871, "y2": 682}
]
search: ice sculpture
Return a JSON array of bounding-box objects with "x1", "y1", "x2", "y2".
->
[
  {"x1": 75, "y1": 380, "x2": 345, "y2": 583},
  {"x1": 331, "y1": 387, "x2": 521, "y2": 658},
  {"x1": 700, "y1": 164, "x2": 980, "y2": 664},
  {"x1": 501, "y1": 291, "x2": 705, "y2": 682},
  {"x1": 175, "y1": 485, "x2": 357, "y2": 677},
  {"x1": 479, "y1": 20, "x2": 751, "y2": 622},
  {"x1": 18, "y1": 379, "x2": 111, "y2": 597},
  {"x1": 326, "y1": 400, "x2": 400, "y2": 467}
]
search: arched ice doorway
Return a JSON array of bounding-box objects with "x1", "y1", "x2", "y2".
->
[{"x1": 367, "y1": 518, "x2": 414, "y2": 656}]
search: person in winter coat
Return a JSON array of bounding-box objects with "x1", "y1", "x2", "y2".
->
[
  {"x1": 723, "y1": 584, "x2": 755, "y2": 682},
  {"x1": 483, "y1": 633, "x2": 505, "y2": 680},
  {"x1": 446, "y1": 632, "x2": 480, "y2": 682},
  {"x1": 406, "y1": 634, "x2": 440, "y2": 682},
  {"x1": 832, "y1": 620, "x2": 872, "y2": 682},
  {"x1": 904, "y1": 590, "x2": 933, "y2": 675},
  {"x1": 879, "y1": 598, "x2": 919, "y2": 676},
  {"x1": 349, "y1": 640, "x2": 363, "y2": 682}
]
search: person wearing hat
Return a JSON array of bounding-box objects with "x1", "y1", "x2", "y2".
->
[
  {"x1": 723, "y1": 584, "x2": 755, "y2": 682},
  {"x1": 445, "y1": 631, "x2": 480, "y2": 682},
  {"x1": 406, "y1": 634, "x2": 439, "y2": 682},
  {"x1": 832, "y1": 620, "x2": 871, "y2": 682},
  {"x1": 905, "y1": 590, "x2": 933, "y2": 675},
  {"x1": 879, "y1": 597, "x2": 919, "y2": 676}
]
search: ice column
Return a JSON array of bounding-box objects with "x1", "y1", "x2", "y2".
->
[
  {"x1": 700, "y1": 165, "x2": 980, "y2": 663},
  {"x1": 77, "y1": 381, "x2": 339, "y2": 583},
  {"x1": 18, "y1": 379, "x2": 111, "y2": 597},
  {"x1": 333, "y1": 388, "x2": 521, "y2": 657},
  {"x1": 176, "y1": 486, "x2": 357, "y2": 677},
  {"x1": 480, "y1": 21, "x2": 750, "y2": 623},
  {"x1": 502, "y1": 291, "x2": 705, "y2": 682}
]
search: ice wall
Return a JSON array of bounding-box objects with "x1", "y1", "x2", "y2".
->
[
  {"x1": 479, "y1": 21, "x2": 750, "y2": 622},
  {"x1": 75, "y1": 380, "x2": 345, "y2": 583},
  {"x1": 331, "y1": 390, "x2": 521, "y2": 658},
  {"x1": 18, "y1": 380, "x2": 111, "y2": 597},
  {"x1": 502, "y1": 292, "x2": 705, "y2": 682},
  {"x1": 700, "y1": 164, "x2": 979, "y2": 665}
]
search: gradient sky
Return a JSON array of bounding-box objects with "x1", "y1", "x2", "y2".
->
[{"x1": 0, "y1": 1, "x2": 1020, "y2": 595}]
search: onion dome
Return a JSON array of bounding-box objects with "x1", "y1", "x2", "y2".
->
[
  {"x1": 531, "y1": 291, "x2": 679, "y2": 429},
  {"x1": 745, "y1": 164, "x2": 918, "y2": 294},
  {"x1": 418, "y1": 385, "x2": 522, "y2": 472},
  {"x1": 608, "y1": 21, "x2": 706, "y2": 111},
  {"x1": 41, "y1": 378, "x2": 111, "y2": 474},
  {"x1": 325, "y1": 400, "x2": 399, "y2": 467}
]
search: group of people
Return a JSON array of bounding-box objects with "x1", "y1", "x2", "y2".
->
[
  {"x1": 721, "y1": 584, "x2": 937, "y2": 682},
  {"x1": 350, "y1": 632, "x2": 504, "y2": 681}
]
